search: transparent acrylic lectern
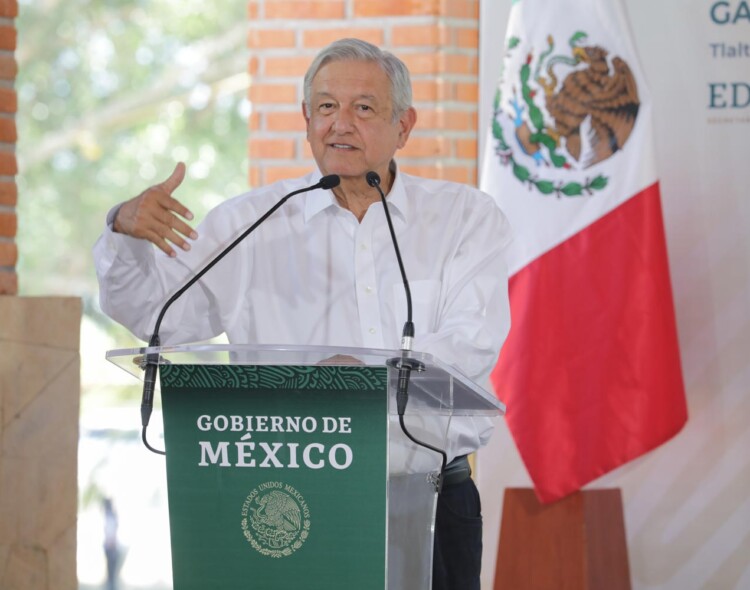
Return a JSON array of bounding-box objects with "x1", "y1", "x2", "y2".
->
[{"x1": 107, "y1": 344, "x2": 505, "y2": 590}]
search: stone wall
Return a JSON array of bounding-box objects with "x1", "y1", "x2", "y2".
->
[{"x1": 0, "y1": 297, "x2": 81, "y2": 590}]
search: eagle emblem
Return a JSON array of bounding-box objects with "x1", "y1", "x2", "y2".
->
[
  {"x1": 241, "y1": 483, "x2": 311, "y2": 558},
  {"x1": 491, "y1": 31, "x2": 640, "y2": 197}
]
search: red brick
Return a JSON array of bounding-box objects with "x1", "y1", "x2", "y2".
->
[
  {"x1": 249, "y1": 83, "x2": 298, "y2": 104},
  {"x1": 354, "y1": 0, "x2": 439, "y2": 17},
  {"x1": 0, "y1": 87, "x2": 16, "y2": 113},
  {"x1": 248, "y1": 111, "x2": 260, "y2": 132},
  {"x1": 266, "y1": 1, "x2": 345, "y2": 19},
  {"x1": 264, "y1": 165, "x2": 316, "y2": 185},
  {"x1": 0, "y1": 151, "x2": 16, "y2": 175},
  {"x1": 0, "y1": 26, "x2": 17, "y2": 51},
  {"x1": 439, "y1": 53, "x2": 477, "y2": 75},
  {"x1": 0, "y1": 241, "x2": 16, "y2": 265},
  {"x1": 399, "y1": 135, "x2": 450, "y2": 158},
  {"x1": 417, "y1": 109, "x2": 474, "y2": 131},
  {"x1": 398, "y1": 163, "x2": 442, "y2": 178},
  {"x1": 391, "y1": 24, "x2": 447, "y2": 47},
  {"x1": 455, "y1": 27, "x2": 479, "y2": 50},
  {"x1": 248, "y1": 55, "x2": 259, "y2": 76},
  {"x1": 455, "y1": 82, "x2": 478, "y2": 103},
  {"x1": 0, "y1": 182, "x2": 16, "y2": 206},
  {"x1": 0, "y1": 1, "x2": 19, "y2": 19},
  {"x1": 455, "y1": 137, "x2": 477, "y2": 159},
  {"x1": 248, "y1": 29, "x2": 296, "y2": 49},
  {"x1": 266, "y1": 111, "x2": 306, "y2": 132},
  {"x1": 263, "y1": 55, "x2": 313, "y2": 78},
  {"x1": 249, "y1": 138, "x2": 296, "y2": 160},
  {"x1": 249, "y1": 165, "x2": 261, "y2": 188},
  {"x1": 411, "y1": 79, "x2": 449, "y2": 102},
  {"x1": 0, "y1": 211, "x2": 16, "y2": 237},
  {"x1": 443, "y1": 0, "x2": 479, "y2": 19},
  {"x1": 303, "y1": 28, "x2": 383, "y2": 49},
  {"x1": 399, "y1": 164, "x2": 475, "y2": 184},
  {"x1": 0, "y1": 54, "x2": 15, "y2": 80},
  {"x1": 0, "y1": 270, "x2": 17, "y2": 294},
  {"x1": 0, "y1": 116, "x2": 16, "y2": 142},
  {"x1": 401, "y1": 53, "x2": 439, "y2": 75}
]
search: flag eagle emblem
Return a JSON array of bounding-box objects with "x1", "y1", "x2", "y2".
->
[{"x1": 491, "y1": 32, "x2": 641, "y2": 197}]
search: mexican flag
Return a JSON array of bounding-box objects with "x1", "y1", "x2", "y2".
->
[{"x1": 480, "y1": 0, "x2": 688, "y2": 503}]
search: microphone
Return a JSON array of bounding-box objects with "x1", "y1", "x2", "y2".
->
[
  {"x1": 366, "y1": 171, "x2": 415, "y2": 353},
  {"x1": 366, "y1": 171, "x2": 447, "y2": 491},
  {"x1": 140, "y1": 174, "x2": 341, "y2": 454}
]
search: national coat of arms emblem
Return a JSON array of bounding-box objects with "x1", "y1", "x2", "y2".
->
[{"x1": 490, "y1": 31, "x2": 640, "y2": 197}]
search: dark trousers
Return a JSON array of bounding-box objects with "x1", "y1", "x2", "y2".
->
[{"x1": 432, "y1": 477, "x2": 483, "y2": 590}]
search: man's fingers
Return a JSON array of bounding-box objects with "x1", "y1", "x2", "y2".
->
[
  {"x1": 113, "y1": 163, "x2": 197, "y2": 252},
  {"x1": 169, "y1": 216, "x2": 198, "y2": 241},
  {"x1": 159, "y1": 162, "x2": 187, "y2": 196},
  {"x1": 159, "y1": 192, "x2": 194, "y2": 223}
]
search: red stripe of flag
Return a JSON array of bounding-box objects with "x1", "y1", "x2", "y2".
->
[{"x1": 492, "y1": 182, "x2": 687, "y2": 503}]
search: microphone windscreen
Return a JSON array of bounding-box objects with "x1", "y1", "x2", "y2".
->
[
  {"x1": 319, "y1": 175, "x2": 340, "y2": 190},
  {"x1": 366, "y1": 171, "x2": 381, "y2": 187}
]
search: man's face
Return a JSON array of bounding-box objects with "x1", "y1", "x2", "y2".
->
[{"x1": 303, "y1": 59, "x2": 415, "y2": 183}]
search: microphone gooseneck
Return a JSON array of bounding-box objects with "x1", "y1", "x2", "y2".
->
[
  {"x1": 139, "y1": 174, "x2": 341, "y2": 454},
  {"x1": 366, "y1": 171, "x2": 447, "y2": 491},
  {"x1": 366, "y1": 172, "x2": 415, "y2": 351}
]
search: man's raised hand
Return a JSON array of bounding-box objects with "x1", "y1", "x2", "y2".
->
[{"x1": 113, "y1": 162, "x2": 198, "y2": 257}]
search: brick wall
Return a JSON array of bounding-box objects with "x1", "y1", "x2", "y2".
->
[
  {"x1": 247, "y1": 0, "x2": 480, "y2": 188},
  {"x1": 0, "y1": 0, "x2": 17, "y2": 295}
]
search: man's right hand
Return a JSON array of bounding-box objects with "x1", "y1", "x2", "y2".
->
[{"x1": 112, "y1": 162, "x2": 198, "y2": 257}]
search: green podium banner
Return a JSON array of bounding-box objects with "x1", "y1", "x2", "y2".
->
[{"x1": 160, "y1": 364, "x2": 389, "y2": 590}]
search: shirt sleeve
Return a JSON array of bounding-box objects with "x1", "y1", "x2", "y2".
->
[{"x1": 93, "y1": 205, "x2": 244, "y2": 344}]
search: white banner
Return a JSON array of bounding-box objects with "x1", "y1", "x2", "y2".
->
[{"x1": 478, "y1": 1, "x2": 750, "y2": 589}]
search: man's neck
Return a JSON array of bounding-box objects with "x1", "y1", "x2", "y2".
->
[{"x1": 331, "y1": 163, "x2": 396, "y2": 222}]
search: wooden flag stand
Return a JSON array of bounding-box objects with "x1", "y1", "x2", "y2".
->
[{"x1": 494, "y1": 488, "x2": 632, "y2": 590}]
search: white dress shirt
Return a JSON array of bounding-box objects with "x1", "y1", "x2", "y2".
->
[{"x1": 94, "y1": 165, "x2": 512, "y2": 464}]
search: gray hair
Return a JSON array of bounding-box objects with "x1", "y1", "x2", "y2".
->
[{"x1": 303, "y1": 38, "x2": 412, "y2": 122}]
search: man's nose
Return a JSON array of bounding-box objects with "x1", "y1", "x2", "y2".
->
[{"x1": 332, "y1": 108, "x2": 355, "y2": 132}]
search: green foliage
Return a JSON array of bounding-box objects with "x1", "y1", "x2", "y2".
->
[{"x1": 16, "y1": 0, "x2": 248, "y2": 298}]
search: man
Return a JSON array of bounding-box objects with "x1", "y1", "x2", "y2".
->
[{"x1": 95, "y1": 38, "x2": 511, "y2": 590}]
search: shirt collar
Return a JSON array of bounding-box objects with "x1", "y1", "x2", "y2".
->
[
  {"x1": 303, "y1": 161, "x2": 410, "y2": 224},
  {"x1": 304, "y1": 166, "x2": 338, "y2": 223}
]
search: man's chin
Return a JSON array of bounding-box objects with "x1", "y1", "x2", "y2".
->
[{"x1": 318, "y1": 165, "x2": 369, "y2": 182}]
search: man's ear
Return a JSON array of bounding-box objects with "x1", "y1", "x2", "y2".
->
[
  {"x1": 302, "y1": 101, "x2": 311, "y2": 139},
  {"x1": 396, "y1": 107, "x2": 417, "y2": 149}
]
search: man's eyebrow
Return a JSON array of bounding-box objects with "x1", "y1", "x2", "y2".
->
[{"x1": 312, "y1": 91, "x2": 379, "y2": 102}]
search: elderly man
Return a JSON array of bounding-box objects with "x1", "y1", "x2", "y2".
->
[{"x1": 95, "y1": 38, "x2": 511, "y2": 590}]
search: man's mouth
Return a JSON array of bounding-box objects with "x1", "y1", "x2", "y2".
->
[{"x1": 330, "y1": 143, "x2": 355, "y2": 150}]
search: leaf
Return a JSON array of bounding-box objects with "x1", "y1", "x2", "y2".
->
[
  {"x1": 513, "y1": 163, "x2": 530, "y2": 182},
  {"x1": 590, "y1": 175, "x2": 608, "y2": 190},
  {"x1": 493, "y1": 119, "x2": 507, "y2": 144},
  {"x1": 561, "y1": 182, "x2": 583, "y2": 196},
  {"x1": 569, "y1": 31, "x2": 588, "y2": 47},
  {"x1": 508, "y1": 36, "x2": 520, "y2": 50},
  {"x1": 535, "y1": 180, "x2": 555, "y2": 194}
]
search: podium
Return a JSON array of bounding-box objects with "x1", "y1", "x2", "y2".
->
[{"x1": 107, "y1": 344, "x2": 504, "y2": 590}]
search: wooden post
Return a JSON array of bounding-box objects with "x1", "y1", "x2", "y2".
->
[{"x1": 494, "y1": 488, "x2": 632, "y2": 590}]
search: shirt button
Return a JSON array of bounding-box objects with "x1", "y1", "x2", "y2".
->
[
  {"x1": 369, "y1": 328, "x2": 376, "y2": 334},
  {"x1": 365, "y1": 286, "x2": 373, "y2": 293},
  {"x1": 360, "y1": 243, "x2": 367, "y2": 251}
]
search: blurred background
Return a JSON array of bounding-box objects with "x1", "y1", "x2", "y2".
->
[{"x1": 15, "y1": 1, "x2": 247, "y2": 587}]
